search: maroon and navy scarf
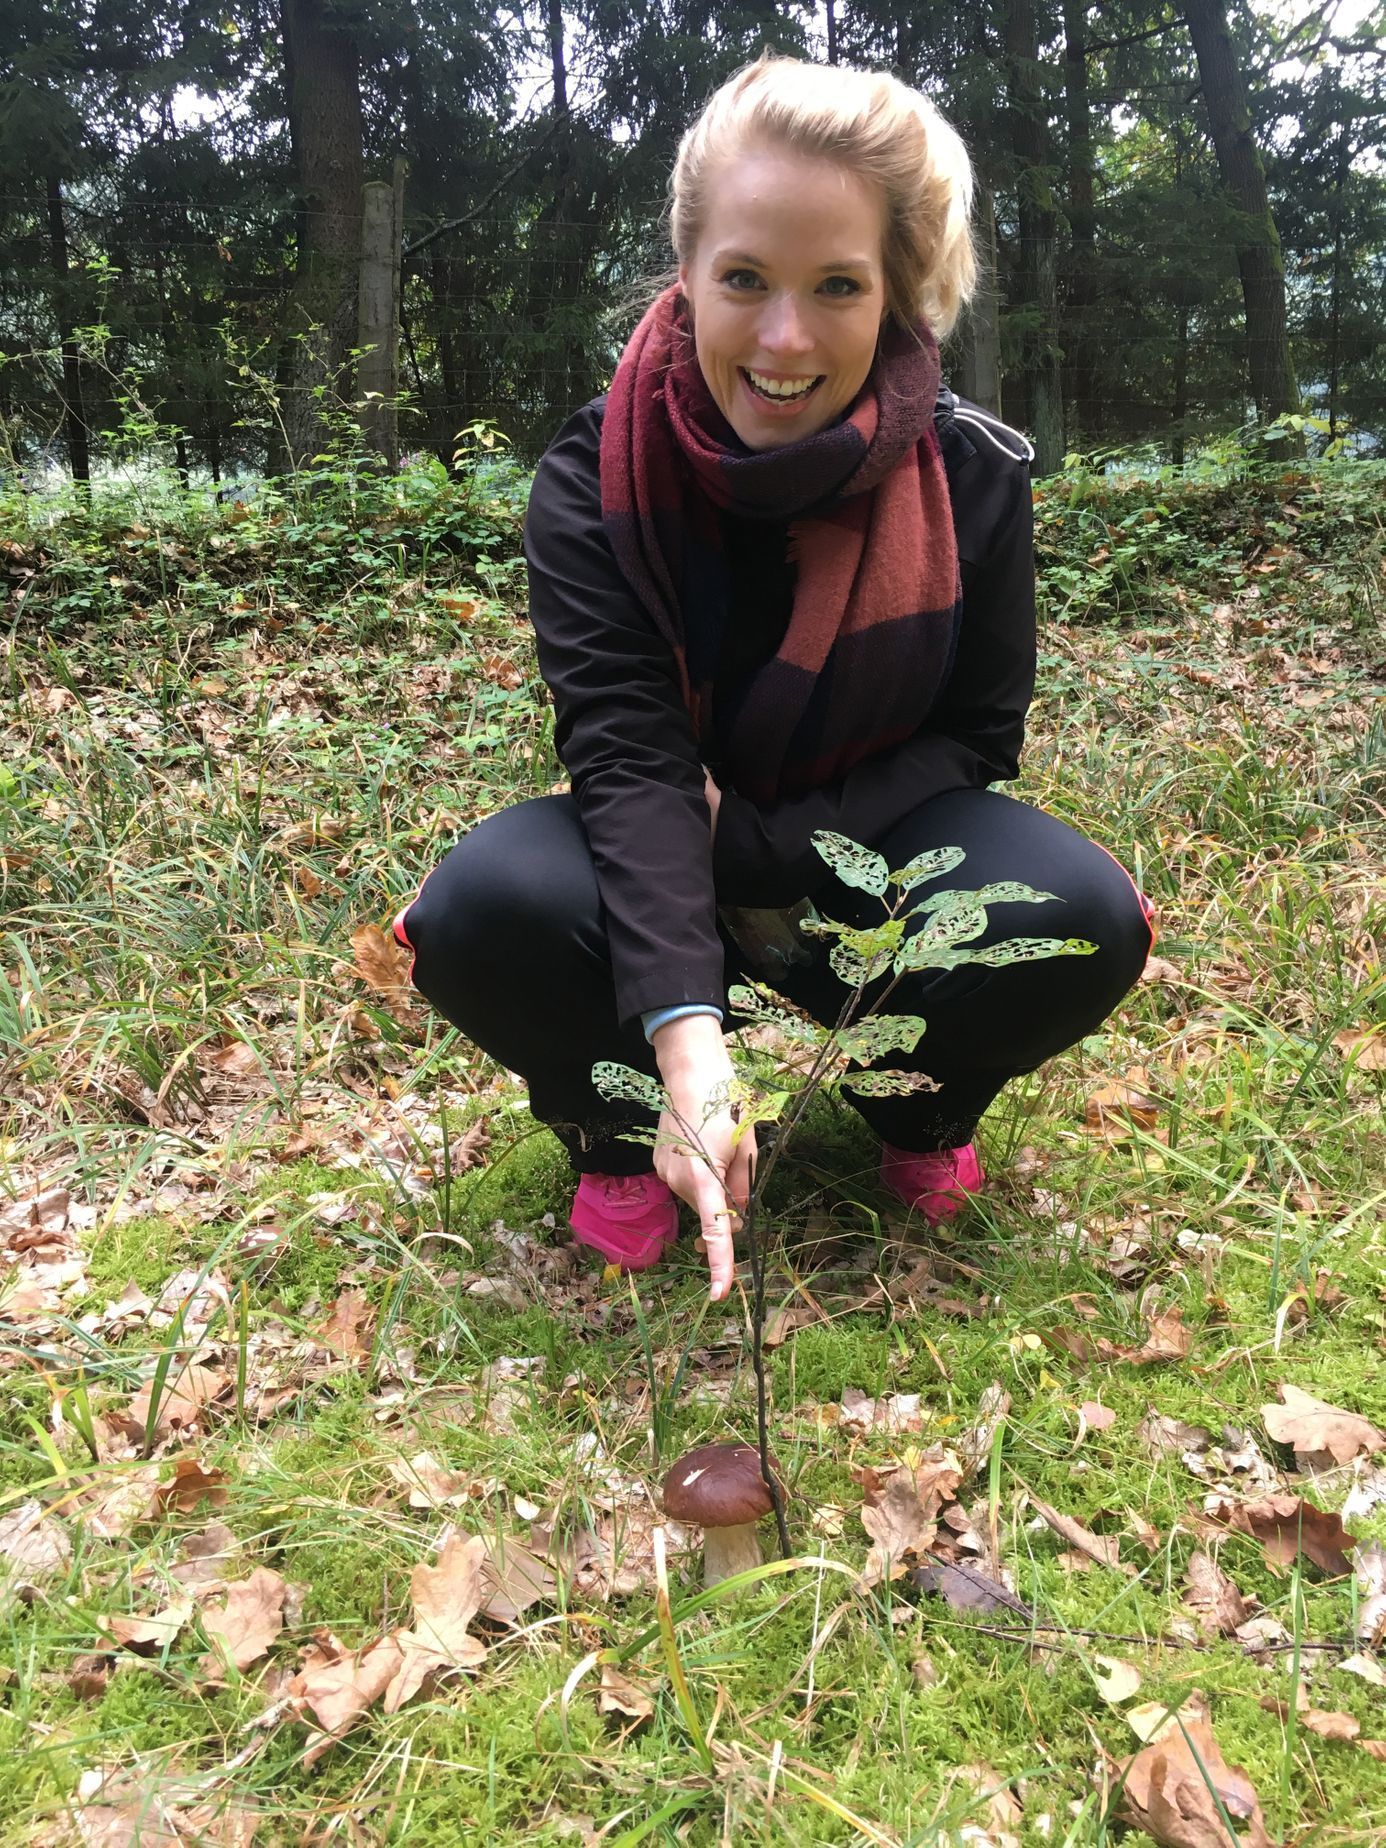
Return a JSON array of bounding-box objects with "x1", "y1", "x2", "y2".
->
[{"x1": 598, "y1": 284, "x2": 962, "y2": 805}]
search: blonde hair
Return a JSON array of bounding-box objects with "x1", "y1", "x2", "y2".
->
[{"x1": 669, "y1": 53, "x2": 976, "y2": 339}]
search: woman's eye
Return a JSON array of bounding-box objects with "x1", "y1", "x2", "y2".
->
[
  {"x1": 720, "y1": 269, "x2": 762, "y2": 290},
  {"x1": 820, "y1": 275, "x2": 860, "y2": 297}
]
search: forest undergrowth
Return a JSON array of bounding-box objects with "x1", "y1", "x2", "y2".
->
[{"x1": 0, "y1": 449, "x2": 1383, "y2": 1845}]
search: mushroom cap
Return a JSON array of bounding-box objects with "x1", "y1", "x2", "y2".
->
[{"x1": 661, "y1": 1443, "x2": 779, "y2": 1527}]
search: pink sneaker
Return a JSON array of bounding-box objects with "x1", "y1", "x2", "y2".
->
[
  {"x1": 880, "y1": 1141, "x2": 985, "y2": 1224},
  {"x1": 569, "y1": 1172, "x2": 679, "y2": 1271}
]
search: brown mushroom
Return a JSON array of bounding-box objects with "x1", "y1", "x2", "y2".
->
[{"x1": 661, "y1": 1442, "x2": 782, "y2": 1587}]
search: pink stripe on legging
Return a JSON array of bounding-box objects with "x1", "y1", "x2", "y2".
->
[
  {"x1": 1093, "y1": 842, "x2": 1157, "y2": 965},
  {"x1": 392, "y1": 888, "x2": 423, "y2": 982}
]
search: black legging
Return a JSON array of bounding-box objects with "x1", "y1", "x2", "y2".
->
[{"x1": 398, "y1": 788, "x2": 1153, "y2": 1174}]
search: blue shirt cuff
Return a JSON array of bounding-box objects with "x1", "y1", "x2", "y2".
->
[{"x1": 641, "y1": 1003, "x2": 724, "y2": 1044}]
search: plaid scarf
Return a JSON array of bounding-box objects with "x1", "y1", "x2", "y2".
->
[{"x1": 599, "y1": 284, "x2": 962, "y2": 805}]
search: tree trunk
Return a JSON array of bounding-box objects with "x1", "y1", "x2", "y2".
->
[
  {"x1": 46, "y1": 176, "x2": 90, "y2": 490},
  {"x1": 956, "y1": 187, "x2": 1003, "y2": 417},
  {"x1": 1007, "y1": 0, "x2": 1064, "y2": 475},
  {"x1": 1183, "y1": 0, "x2": 1301, "y2": 452},
  {"x1": 1061, "y1": 0, "x2": 1099, "y2": 446},
  {"x1": 1171, "y1": 303, "x2": 1189, "y2": 467},
  {"x1": 826, "y1": 0, "x2": 839, "y2": 65},
  {"x1": 547, "y1": 0, "x2": 568, "y2": 113},
  {"x1": 279, "y1": 0, "x2": 366, "y2": 468},
  {"x1": 1327, "y1": 119, "x2": 1348, "y2": 446}
]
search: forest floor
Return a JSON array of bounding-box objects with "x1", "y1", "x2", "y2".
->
[{"x1": 1, "y1": 453, "x2": 1384, "y2": 1846}]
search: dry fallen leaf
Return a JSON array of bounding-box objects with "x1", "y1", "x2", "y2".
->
[
  {"x1": 156, "y1": 1457, "x2": 231, "y2": 1516},
  {"x1": 1262, "y1": 1383, "x2": 1386, "y2": 1469},
  {"x1": 1182, "y1": 1550, "x2": 1252, "y2": 1638},
  {"x1": 762, "y1": 1302, "x2": 824, "y2": 1348},
  {"x1": 389, "y1": 1451, "x2": 472, "y2": 1510},
  {"x1": 121, "y1": 1363, "x2": 229, "y2": 1444},
  {"x1": 1203, "y1": 1494, "x2": 1357, "y2": 1576},
  {"x1": 318, "y1": 1287, "x2": 374, "y2": 1364},
  {"x1": 857, "y1": 1455, "x2": 964, "y2": 1587},
  {"x1": 1084, "y1": 1072, "x2": 1163, "y2": 1138},
  {"x1": 1113, "y1": 1715, "x2": 1273, "y2": 1848},
  {"x1": 101, "y1": 1592, "x2": 194, "y2": 1656},
  {"x1": 0, "y1": 1498, "x2": 71, "y2": 1595},
  {"x1": 1355, "y1": 1540, "x2": 1386, "y2": 1647},
  {"x1": 1079, "y1": 1401, "x2": 1117, "y2": 1434},
  {"x1": 1125, "y1": 1690, "x2": 1209, "y2": 1744},
  {"x1": 952, "y1": 1762, "x2": 1022, "y2": 1848},
  {"x1": 1337, "y1": 1652, "x2": 1386, "y2": 1689},
  {"x1": 1096, "y1": 1306, "x2": 1191, "y2": 1365},
  {"x1": 201, "y1": 1567, "x2": 288, "y2": 1675},
  {"x1": 1029, "y1": 1496, "x2": 1132, "y2": 1575},
  {"x1": 479, "y1": 1534, "x2": 557, "y2": 1624},
  {"x1": 1138, "y1": 1412, "x2": 1213, "y2": 1460},
  {"x1": 909, "y1": 1560, "x2": 1033, "y2": 1618},
  {"x1": 1092, "y1": 1655, "x2": 1142, "y2": 1704},
  {"x1": 1259, "y1": 1697, "x2": 1360, "y2": 1740},
  {"x1": 384, "y1": 1532, "x2": 488, "y2": 1712},
  {"x1": 293, "y1": 1633, "x2": 404, "y2": 1763},
  {"x1": 840, "y1": 1387, "x2": 926, "y2": 1436},
  {"x1": 597, "y1": 1662, "x2": 655, "y2": 1724},
  {"x1": 349, "y1": 922, "x2": 415, "y2": 1023},
  {"x1": 1333, "y1": 1027, "x2": 1386, "y2": 1071}
]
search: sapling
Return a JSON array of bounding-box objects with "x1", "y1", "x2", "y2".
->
[{"x1": 593, "y1": 830, "x2": 1096, "y2": 1558}]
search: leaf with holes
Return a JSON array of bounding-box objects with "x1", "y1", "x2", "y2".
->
[
  {"x1": 888, "y1": 844, "x2": 966, "y2": 893},
  {"x1": 969, "y1": 935, "x2": 1097, "y2": 968},
  {"x1": 591, "y1": 1063, "x2": 665, "y2": 1113},
  {"x1": 836, "y1": 1014, "x2": 926, "y2": 1063},
  {"x1": 912, "y1": 879, "x2": 1059, "y2": 917},
  {"x1": 811, "y1": 830, "x2": 889, "y2": 895},
  {"x1": 840, "y1": 1067, "x2": 941, "y2": 1098},
  {"x1": 828, "y1": 937, "x2": 894, "y2": 989}
]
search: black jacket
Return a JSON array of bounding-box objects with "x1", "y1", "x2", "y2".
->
[{"x1": 523, "y1": 390, "x2": 1036, "y2": 1029}]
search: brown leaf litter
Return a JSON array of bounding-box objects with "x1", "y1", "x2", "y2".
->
[
  {"x1": 1200, "y1": 1494, "x2": 1357, "y2": 1575},
  {"x1": 1261, "y1": 1382, "x2": 1385, "y2": 1470},
  {"x1": 855, "y1": 1453, "x2": 965, "y2": 1587},
  {"x1": 1110, "y1": 1713, "x2": 1274, "y2": 1848}
]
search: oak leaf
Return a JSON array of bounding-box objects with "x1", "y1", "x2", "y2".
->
[
  {"x1": 383, "y1": 1532, "x2": 488, "y2": 1712},
  {"x1": 156, "y1": 1457, "x2": 231, "y2": 1516},
  {"x1": 348, "y1": 922, "x2": 414, "y2": 1023},
  {"x1": 102, "y1": 1592, "x2": 194, "y2": 1655},
  {"x1": 1113, "y1": 1716, "x2": 1274, "y2": 1848},
  {"x1": 1259, "y1": 1698, "x2": 1359, "y2": 1740},
  {"x1": 1203, "y1": 1494, "x2": 1357, "y2": 1575},
  {"x1": 201, "y1": 1567, "x2": 288, "y2": 1675},
  {"x1": 1029, "y1": 1495, "x2": 1132, "y2": 1574},
  {"x1": 1262, "y1": 1383, "x2": 1385, "y2": 1469},
  {"x1": 293, "y1": 1633, "x2": 405, "y2": 1763},
  {"x1": 857, "y1": 1455, "x2": 963, "y2": 1586},
  {"x1": 1182, "y1": 1550, "x2": 1251, "y2": 1637}
]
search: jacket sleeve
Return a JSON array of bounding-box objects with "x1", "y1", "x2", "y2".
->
[
  {"x1": 524, "y1": 403, "x2": 726, "y2": 1028},
  {"x1": 711, "y1": 445, "x2": 1036, "y2": 907}
]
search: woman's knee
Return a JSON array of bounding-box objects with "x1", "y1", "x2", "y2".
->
[{"x1": 401, "y1": 796, "x2": 598, "y2": 982}]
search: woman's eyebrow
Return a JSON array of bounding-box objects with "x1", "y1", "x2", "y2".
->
[{"x1": 711, "y1": 249, "x2": 873, "y2": 272}]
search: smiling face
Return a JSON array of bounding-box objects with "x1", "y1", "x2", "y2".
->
[{"x1": 678, "y1": 144, "x2": 888, "y2": 451}]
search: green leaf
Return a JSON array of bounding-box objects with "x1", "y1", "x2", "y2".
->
[
  {"x1": 726, "y1": 985, "x2": 825, "y2": 1048},
  {"x1": 839, "y1": 1068, "x2": 941, "y2": 1097},
  {"x1": 894, "y1": 906, "x2": 988, "y2": 969},
  {"x1": 829, "y1": 938, "x2": 893, "y2": 989},
  {"x1": 965, "y1": 936, "x2": 1097, "y2": 967},
  {"x1": 591, "y1": 1062, "x2": 665, "y2": 1111},
  {"x1": 836, "y1": 1015, "x2": 926, "y2": 1062},
  {"x1": 812, "y1": 830, "x2": 889, "y2": 896},
  {"x1": 910, "y1": 880, "x2": 1059, "y2": 918},
  {"x1": 887, "y1": 844, "x2": 966, "y2": 892}
]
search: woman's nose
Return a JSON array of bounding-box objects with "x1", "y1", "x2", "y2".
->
[{"x1": 758, "y1": 292, "x2": 815, "y2": 356}]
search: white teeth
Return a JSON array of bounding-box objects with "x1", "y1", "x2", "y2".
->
[{"x1": 746, "y1": 369, "x2": 819, "y2": 400}]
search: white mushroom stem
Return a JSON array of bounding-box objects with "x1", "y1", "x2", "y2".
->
[{"x1": 701, "y1": 1521, "x2": 763, "y2": 1587}]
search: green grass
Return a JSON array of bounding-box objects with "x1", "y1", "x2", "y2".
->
[{"x1": 0, "y1": 453, "x2": 1383, "y2": 1844}]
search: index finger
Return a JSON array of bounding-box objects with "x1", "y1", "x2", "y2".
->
[{"x1": 699, "y1": 1197, "x2": 740, "y2": 1302}]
